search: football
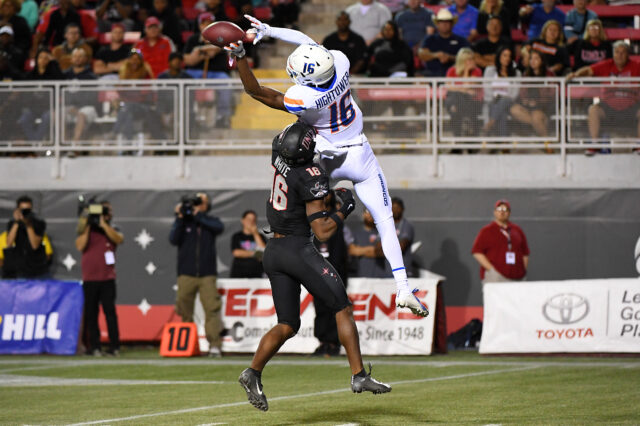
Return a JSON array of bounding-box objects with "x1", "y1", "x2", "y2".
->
[{"x1": 201, "y1": 21, "x2": 246, "y2": 48}]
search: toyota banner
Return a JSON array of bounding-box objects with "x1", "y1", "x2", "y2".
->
[
  {"x1": 480, "y1": 278, "x2": 640, "y2": 354},
  {"x1": 192, "y1": 278, "x2": 439, "y2": 355}
]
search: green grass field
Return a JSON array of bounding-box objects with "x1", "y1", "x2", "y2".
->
[{"x1": 1, "y1": 348, "x2": 639, "y2": 425}]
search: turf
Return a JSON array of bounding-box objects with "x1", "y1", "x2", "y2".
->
[{"x1": 1, "y1": 349, "x2": 639, "y2": 425}]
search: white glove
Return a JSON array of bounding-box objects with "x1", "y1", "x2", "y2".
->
[
  {"x1": 224, "y1": 40, "x2": 246, "y2": 59},
  {"x1": 244, "y1": 14, "x2": 271, "y2": 45}
]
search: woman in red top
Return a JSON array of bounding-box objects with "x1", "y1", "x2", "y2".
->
[
  {"x1": 444, "y1": 47, "x2": 483, "y2": 138},
  {"x1": 511, "y1": 50, "x2": 556, "y2": 139}
]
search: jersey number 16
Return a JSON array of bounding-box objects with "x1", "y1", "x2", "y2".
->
[
  {"x1": 329, "y1": 90, "x2": 356, "y2": 133},
  {"x1": 269, "y1": 167, "x2": 288, "y2": 211}
]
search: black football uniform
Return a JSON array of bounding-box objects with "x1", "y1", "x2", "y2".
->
[{"x1": 262, "y1": 151, "x2": 352, "y2": 333}]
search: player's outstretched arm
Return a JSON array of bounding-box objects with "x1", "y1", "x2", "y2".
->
[
  {"x1": 245, "y1": 15, "x2": 316, "y2": 46},
  {"x1": 226, "y1": 41, "x2": 287, "y2": 111},
  {"x1": 308, "y1": 188, "x2": 356, "y2": 242}
]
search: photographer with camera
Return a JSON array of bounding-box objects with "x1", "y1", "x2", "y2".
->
[
  {"x1": 75, "y1": 199, "x2": 124, "y2": 357},
  {"x1": 169, "y1": 192, "x2": 225, "y2": 357},
  {"x1": 2, "y1": 195, "x2": 50, "y2": 279}
]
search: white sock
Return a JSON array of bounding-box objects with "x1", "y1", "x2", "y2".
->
[{"x1": 375, "y1": 216, "x2": 410, "y2": 294}]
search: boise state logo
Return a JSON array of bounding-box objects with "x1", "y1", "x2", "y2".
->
[{"x1": 309, "y1": 182, "x2": 328, "y2": 198}]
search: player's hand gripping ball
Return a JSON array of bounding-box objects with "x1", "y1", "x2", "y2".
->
[{"x1": 334, "y1": 188, "x2": 356, "y2": 218}]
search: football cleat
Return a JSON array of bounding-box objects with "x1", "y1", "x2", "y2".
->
[
  {"x1": 396, "y1": 288, "x2": 429, "y2": 317},
  {"x1": 238, "y1": 368, "x2": 268, "y2": 411},
  {"x1": 351, "y1": 363, "x2": 391, "y2": 394}
]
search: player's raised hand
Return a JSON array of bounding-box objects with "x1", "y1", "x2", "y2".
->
[
  {"x1": 244, "y1": 14, "x2": 271, "y2": 45},
  {"x1": 334, "y1": 187, "x2": 356, "y2": 218},
  {"x1": 224, "y1": 40, "x2": 246, "y2": 59}
]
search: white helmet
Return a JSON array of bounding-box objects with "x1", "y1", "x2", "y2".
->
[{"x1": 286, "y1": 44, "x2": 335, "y2": 87}]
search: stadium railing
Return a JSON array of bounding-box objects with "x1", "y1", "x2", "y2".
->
[{"x1": 0, "y1": 77, "x2": 637, "y2": 168}]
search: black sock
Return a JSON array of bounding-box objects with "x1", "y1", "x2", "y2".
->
[
  {"x1": 355, "y1": 369, "x2": 366, "y2": 378},
  {"x1": 249, "y1": 368, "x2": 262, "y2": 379}
]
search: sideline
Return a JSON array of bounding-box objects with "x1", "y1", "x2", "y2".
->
[{"x1": 67, "y1": 366, "x2": 539, "y2": 425}]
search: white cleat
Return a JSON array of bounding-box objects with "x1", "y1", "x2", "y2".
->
[{"x1": 396, "y1": 288, "x2": 429, "y2": 317}]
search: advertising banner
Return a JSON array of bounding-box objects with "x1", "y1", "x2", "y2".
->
[
  {"x1": 480, "y1": 278, "x2": 640, "y2": 354},
  {"x1": 0, "y1": 280, "x2": 83, "y2": 355},
  {"x1": 193, "y1": 278, "x2": 438, "y2": 355}
]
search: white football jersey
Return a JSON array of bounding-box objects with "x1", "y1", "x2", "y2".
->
[{"x1": 283, "y1": 50, "x2": 363, "y2": 145}]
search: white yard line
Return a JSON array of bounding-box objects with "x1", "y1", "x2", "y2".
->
[
  {"x1": 0, "y1": 374, "x2": 231, "y2": 387},
  {"x1": 67, "y1": 366, "x2": 538, "y2": 426}
]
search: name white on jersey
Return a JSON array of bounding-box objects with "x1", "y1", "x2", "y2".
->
[{"x1": 283, "y1": 50, "x2": 364, "y2": 144}]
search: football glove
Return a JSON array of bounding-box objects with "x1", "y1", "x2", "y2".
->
[
  {"x1": 244, "y1": 14, "x2": 271, "y2": 45},
  {"x1": 224, "y1": 40, "x2": 246, "y2": 59},
  {"x1": 334, "y1": 187, "x2": 356, "y2": 219}
]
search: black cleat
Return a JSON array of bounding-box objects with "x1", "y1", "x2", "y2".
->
[
  {"x1": 351, "y1": 363, "x2": 392, "y2": 395},
  {"x1": 238, "y1": 368, "x2": 268, "y2": 411}
]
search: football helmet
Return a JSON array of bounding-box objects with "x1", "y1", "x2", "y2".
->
[
  {"x1": 286, "y1": 44, "x2": 335, "y2": 87},
  {"x1": 273, "y1": 122, "x2": 316, "y2": 166}
]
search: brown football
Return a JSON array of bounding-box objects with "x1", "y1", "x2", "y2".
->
[{"x1": 201, "y1": 21, "x2": 246, "y2": 47}]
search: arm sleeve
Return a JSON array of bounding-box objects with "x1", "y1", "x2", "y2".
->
[
  {"x1": 195, "y1": 213, "x2": 225, "y2": 235},
  {"x1": 168, "y1": 218, "x2": 184, "y2": 246},
  {"x1": 269, "y1": 27, "x2": 316, "y2": 46}
]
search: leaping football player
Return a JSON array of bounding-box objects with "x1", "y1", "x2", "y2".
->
[
  {"x1": 225, "y1": 15, "x2": 428, "y2": 318},
  {"x1": 238, "y1": 122, "x2": 391, "y2": 411}
]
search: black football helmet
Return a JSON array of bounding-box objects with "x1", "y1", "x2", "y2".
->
[{"x1": 272, "y1": 122, "x2": 316, "y2": 166}]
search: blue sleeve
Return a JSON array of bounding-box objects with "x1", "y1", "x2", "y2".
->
[
  {"x1": 195, "y1": 213, "x2": 224, "y2": 236},
  {"x1": 169, "y1": 218, "x2": 184, "y2": 246}
]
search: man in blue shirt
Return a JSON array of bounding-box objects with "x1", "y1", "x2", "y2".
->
[
  {"x1": 418, "y1": 8, "x2": 469, "y2": 76},
  {"x1": 520, "y1": 0, "x2": 565, "y2": 40},
  {"x1": 448, "y1": 0, "x2": 478, "y2": 40},
  {"x1": 395, "y1": 0, "x2": 434, "y2": 48},
  {"x1": 564, "y1": 0, "x2": 597, "y2": 46}
]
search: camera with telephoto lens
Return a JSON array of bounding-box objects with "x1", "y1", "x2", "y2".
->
[
  {"x1": 180, "y1": 194, "x2": 202, "y2": 218},
  {"x1": 78, "y1": 195, "x2": 108, "y2": 227}
]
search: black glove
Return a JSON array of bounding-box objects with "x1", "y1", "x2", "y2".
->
[{"x1": 334, "y1": 187, "x2": 356, "y2": 219}]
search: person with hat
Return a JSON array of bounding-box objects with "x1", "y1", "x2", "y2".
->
[
  {"x1": 0, "y1": 25, "x2": 25, "y2": 71},
  {"x1": 418, "y1": 8, "x2": 469, "y2": 76},
  {"x1": 471, "y1": 199, "x2": 530, "y2": 284},
  {"x1": 0, "y1": 0, "x2": 32, "y2": 53},
  {"x1": 134, "y1": 16, "x2": 174, "y2": 77},
  {"x1": 148, "y1": 0, "x2": 183, "y2": 49},
  {"x1": 93, "y1": 23, "x2": 132, "y2": 78},
  {"x1": 183, "y1": 12, "x2": 233, "y2": 128}
]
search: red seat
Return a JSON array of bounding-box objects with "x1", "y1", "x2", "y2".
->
[
  {"x1": 99, "y1": 31, "x2": 142, "y2": 45},
  {"x1": 511, "y1": 28, "x2": 527, "y2": 43},
  {"x1": 557, "y1": 4, "x2": 640, "y2": 18},
  {"x1": 604, "y1": 28, "x2": 640, "y2": 41}
]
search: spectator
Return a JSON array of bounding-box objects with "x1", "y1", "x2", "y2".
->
[
  {"x1": 564, "y1": 0, "x2": 597, "y2": 47},
  {"x1": 0, "y1": 49, "x2": 21, "y2": 79},
  {"x1": 344, "y1": 209, "x2": 389, "y2": 278},
  {"x1": 312, "y1": 190, "x2": 348, "y2": 357},
  {"x1": 169, "y1": 192, "x2": 225, "y2": 357},
  {"x1": 64, "y1": 48, "x2": 98, "y2": 142},
  {"x1": 19, "y1": 50, "x2": 63, "y2": 140},
  {"x1": 93, "y1": 23, "x2": 131, "y2": 79},
  {"x1": 510, "y1": 50, "x2": 555, "y2": 140},
  {"x1": 322, "y1": 11, "x2": 367, "y2": 75},
  {"x1": 482, "y1": 45, "x2": 520, "y2": 136},
  {"x1": 418, "y1": 8, "x2": 469, "y2": 77},
  {"x1": 196, "y1": 0, "x2": 229, "y2": 23},
  {"x1": 473, "y1": 0, "x2": 511, "y2": 40},
  {"x1": 134, "y1": 16, "x2": 174, "y2": 78},
  {"x1": 519, "y1": 0, "x2": 565, "y2": 41},
  {"x1": 42, "y1": 0, "x2": 83, "y2": 49},
  {"x1": 472, "y1": 199, "x2": 529, "y2": 283},
  {"x1": 18, "y1": 0, "x2": 38, "y2": 31},
  {"x1": 269, "y1": 0, "x2": 301, "y2": 30},
  {"x1": 149, "y1": 0, "x2": 183, "y2": 49},
  {"x1": 229, "y1": 210, "x2": 265, "y2": 278},
  {"x1": 118, "y1": 47, "x2": 153, "y2": 78},
  {"x1": 71, "y1": 0, "x2": 98, "y2": 46},
  {"x1": 184, "y1": 12, "x2": 233, "y2": 127},
  {"x1": 388, "y1": 197, "x2": 415, "y2": 277},
  {"x1": 379, "y1": 0, "x2": 405, "y2": 15},
  {"x1": 158, "y1": 51, "x2": 191, "y2": 78},
  {"x1": 394, "y1": 0, "x2": 435, "y2": 49},
  {"x1": 568, "y1": 41, "x2": 640, "y2": 154},
  {"x1": 472, "y1": 15, "x2": 512, "y2": 69},
  {"x1": 445, "y1": 47, "x2": 483, "y2": 137},
  {"x1": 95, "y1": 0, "x2": 136, "y2": 32},
  {"x1": 2, "y1": 195, "x2": 49, "y2": 279},
  {"x1": 52, "y1": 23, "x2": 93, "y2": 72},
  {"x1": 345, "y1": 0, "x2": 392, "y2": 45},
  {"x1": 367, "y1": 20, "x2": 414, "y2": 77},
  {"x1": 75, "y1": 200, "x2": 124, "y2": 357},
  {"x1": 572, "y1": 18, "x2": 610, "y2": 70},
  {"x1": 448, "y1": 0, "x2": 479, "y2": 41},
  {"x1": 529, "y1": 20, "x2": 569, "y2": 75},
  {"x1": 0, "y1": 25, "x2": 25, "y2": 71},
  {"x1": 0, "y1": 0, "x2": 31, "y2": 53}
]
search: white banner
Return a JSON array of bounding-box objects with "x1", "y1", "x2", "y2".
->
[
  {"x1": 480, "y1": 278, "x2": 640, "y2": 354},
  {"x1": 194, "y1": 278, "x2": 438, "y2": 355}
]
